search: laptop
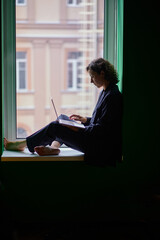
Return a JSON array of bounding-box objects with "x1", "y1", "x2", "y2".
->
[{"x1": 51, "y1": 98, "x2": 85, "y2": 129}]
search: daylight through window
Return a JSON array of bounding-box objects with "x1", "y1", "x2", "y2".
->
[{"x1": 16, "y1": 0, "x2": 104, "y2": 138}]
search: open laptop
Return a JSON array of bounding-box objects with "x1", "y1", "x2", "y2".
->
[{"x1": 51, "y1": 98, "x2": 85, "y2": 129}]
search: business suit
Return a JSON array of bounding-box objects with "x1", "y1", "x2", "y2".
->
[{"x1": 26, "y1": 83, "x2": 122, "y2": 166}]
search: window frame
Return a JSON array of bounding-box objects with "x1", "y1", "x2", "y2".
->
[
  {"x1": 2, "y1": 0, "x2": 123, "y2": 141},
  {"x1": 2, "y1": 0, "x2": 16, "y2": 141},
  {"x1": 67, "y1": 0, "x2": 82, "y2": 7},
  {"x1": 67, "y1": 52, "x2": 82, "y2": 91},
  {"x1": 16, "y1": 51, "x2": 27, "y2": 92}
]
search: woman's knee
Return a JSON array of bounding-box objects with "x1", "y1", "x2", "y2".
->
[
  {"x1": 46, "y1": 121, "x2": 60, "y2": 134},
  {"x1": 48, "y1": 121, "x2": 59, "y2": 127}
]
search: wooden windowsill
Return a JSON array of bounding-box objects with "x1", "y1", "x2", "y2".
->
[{"x1": 1, "y1": 148, "x2": 84, "y2": 162}]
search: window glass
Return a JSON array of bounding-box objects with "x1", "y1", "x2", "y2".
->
[
  {"x1": 16, "y1": 0, "x2": 104, "y2": 138},
  {"x1": 16, "y1": 0, "x2": 26, "y2": 5},
  {"x1": 16, "y1": 51, "x2": 27, "y2": 91},
  {"x1": 17, "y1": 127, "x2": 27, "y2": 138},
  {"x1": 67, "y1": 0, "x2": 82, "y2": 6},
  {"x1": 67, "y1": 52, "x2": 82, "y2": 90}
]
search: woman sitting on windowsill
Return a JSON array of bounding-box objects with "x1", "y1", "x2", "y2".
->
[{"x1": 4, "y1": 58, "x2": 122, "y2": 166}]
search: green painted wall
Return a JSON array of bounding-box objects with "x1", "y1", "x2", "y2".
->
[{"x1": 1, "y1": 0, "x2": 160, "y2": 225}]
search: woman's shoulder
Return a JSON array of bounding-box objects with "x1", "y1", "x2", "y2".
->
[{"x1": 105, "y1": 84, "x2": 122, "y2": 98}]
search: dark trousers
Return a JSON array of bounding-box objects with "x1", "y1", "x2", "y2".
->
[{"x1": 26, "y1": 121, "x2": 86, "y2": 153}]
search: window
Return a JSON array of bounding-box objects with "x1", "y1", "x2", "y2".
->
[
  {"x1": 67, "y1": 52, "x2": 82, "y2": 90},
  {"x1": 15, "y1": 0, "x2": 104, "y2": 137},
  {"x1": 2, "y1": 0, "x2": 123, "y2": 141},
  {"x1": 16, "y1": 52, "x2": 27, "y2": 92},
  {"x1": 16, "y1": 0, "x2": 27, "y2": 6},
  {"x1": 67, "y1": 0, "x2": 82, "y2": 6},
  {"x1": 17, "y1": 127, "x2": 27, "y2": 138}
]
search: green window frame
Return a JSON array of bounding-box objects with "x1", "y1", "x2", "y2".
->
[{"x1": 0, "y1": 0, "x2": 123, "y2": 154}]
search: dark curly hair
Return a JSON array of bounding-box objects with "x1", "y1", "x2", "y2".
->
[{"x1": 86, "y1": 58, "x2": 119, "y2": 84}]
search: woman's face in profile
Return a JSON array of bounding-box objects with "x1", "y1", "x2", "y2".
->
[{"x1": 88, "y1": 70, "x2": 105, "y2": 88}]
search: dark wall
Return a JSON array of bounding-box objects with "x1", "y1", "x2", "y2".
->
[
  {"x1": 123, "y1": 0, "x2": 160, "y2": 168},
  {"x1": 1, "y1": 0, "x2": 160, "y2": 225},
  {"x1": 0, "y1": 0, "x2": 3, "y2": 156},
  {"x1": 122, "y1": 0, "x2": 160, "y2": 220},
  {"x1": 123, "y1": 1, "x2": 160, "y2": 181}
]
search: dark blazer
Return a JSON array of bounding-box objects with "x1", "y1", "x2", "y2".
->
[{"x1": 84, "y1": 83, "x2": 123, "y2": 166}]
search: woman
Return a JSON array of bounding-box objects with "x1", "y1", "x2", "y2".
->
[{"x1": 4, "y1": 58, "x2": 122, "y2": 166}]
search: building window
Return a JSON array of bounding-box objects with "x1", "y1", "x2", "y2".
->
[
  {"x1": 67, "y1": 52, "x2": 82, "y2": 90},
  {"x1": 17, "y1": 127, "x2": 27, "y2": 138},
  {"x1": 16, "y1": 51, "x2": 27, "y2": 92},
  {"x1": 16, "y1": 0, "x2": 27, "y2": 6},
  {"x1": 67, "y1": 0, "x2": 82, "y2": 6}
]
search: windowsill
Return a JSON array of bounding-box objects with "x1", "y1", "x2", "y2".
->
[{"x1": 1, "y1": 148, "x2": 84, "y2": 162}]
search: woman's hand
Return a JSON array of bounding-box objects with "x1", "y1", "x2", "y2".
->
[{"x1": 70, "y1": 114, "x2": 87, "y2": 124}]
